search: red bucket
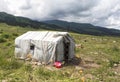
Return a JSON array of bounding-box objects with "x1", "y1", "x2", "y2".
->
[{"x1": 54, "y1": 61, "x2": 62, "y2": 68}]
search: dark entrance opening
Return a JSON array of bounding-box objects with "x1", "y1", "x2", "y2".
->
[{"x1": 64, "y1": 42, "x2": 70, "y2": 62}]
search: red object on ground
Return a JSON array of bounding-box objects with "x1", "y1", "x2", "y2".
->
[{"x1": 54, "y1": 61, "x2": 62, "y2": 68}]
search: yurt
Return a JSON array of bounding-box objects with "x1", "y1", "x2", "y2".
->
[{"x1": 15, "y1": 31, "x2": 75, "y2": 64}]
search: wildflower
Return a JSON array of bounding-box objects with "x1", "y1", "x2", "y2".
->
[
  {"x1": 81, "y1": 77, "x2": 85, "y2": 82},
  {"x1": 79, "y1": 70, "x2": 83, "y2": 74}
]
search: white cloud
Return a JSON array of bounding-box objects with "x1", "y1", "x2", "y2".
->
[
  {"x1": 0, "y1": 0, "x2": 9, "y2": 12},
  {"x1": 90, "y1": 0, "x2": 120, "y2": 29},
  {"x1": 0, "y1": 0, "x2": 120, "y2": 29}
]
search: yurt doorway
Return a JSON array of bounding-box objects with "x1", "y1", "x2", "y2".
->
[{"x1": 64, "y1": 42, "x2": 70, "y2": 62}]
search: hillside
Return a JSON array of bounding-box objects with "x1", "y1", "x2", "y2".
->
[
  {"x1": 0, "y1": 23, "x2": 120, "y2": 82},
  {"x1": 0, "y1": 12, "x2": 63, "y2": 30},
  {"x1": 1, "y1": 12, "x2": 120, "y2": 36},
  {"x1": 44, "y1": 20, "x2": 120, "y2": 36}
]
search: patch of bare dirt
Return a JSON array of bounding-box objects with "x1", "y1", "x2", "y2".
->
[
  {"x1": 84, "y1": 74, "x2": 95, "y2": 79},
  {"x1": 80, "y1": 57, "x2": 101, "y2": 69},
  {"x1": 25, "y1": 56, "x2": 101, "y2": 71},
  {"x1": 1, "y1": 80, "x2": 7, "y2": 82},
  {"x1": 62, "y1": 56, "x2": 101, "y2": 69},
  {"x1": 82, "y1": 63, "x2": 100, "y2": 68}
]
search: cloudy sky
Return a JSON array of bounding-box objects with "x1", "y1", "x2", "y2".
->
[{"x1": 0, "y1": 0, "x2": 120, "y2": 29}]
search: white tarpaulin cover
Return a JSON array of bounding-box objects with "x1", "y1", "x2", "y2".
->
[{"x1": 15, "y1": 31, "x2": 75, "y2": 64}]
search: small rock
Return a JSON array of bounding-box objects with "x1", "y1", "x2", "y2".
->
[
  {"x1": 114, "y1": 71, "x2": 117, "y2": 75},
  {"x1": 113, "y1": 41, "x2": 116, "y2": 43},
  {"x1": 75, "y1": 66, "x2": 83, "y2": 70},
  {"x1": 114, "y1": 63, "x2": 118, "y2": 67}
]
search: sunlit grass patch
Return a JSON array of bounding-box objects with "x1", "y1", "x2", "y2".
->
[{"x1": 0, "y1": 23, "x2": 120, "y2": 82}]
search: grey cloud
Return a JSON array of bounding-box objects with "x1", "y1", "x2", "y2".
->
[
  {"x1": 0, "y1": 0, "x2": 120, "y2": 29},
  {"x1": 46, "y1": 0, "x2": 99, "y2": 20},
  {"x1": 20, "y1": 2, "x2": 31, "y2": 10}
]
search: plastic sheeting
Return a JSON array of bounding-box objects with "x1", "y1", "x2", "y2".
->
[{"x1": 15, "y1": 31, "x2": 75, "y2": 64}]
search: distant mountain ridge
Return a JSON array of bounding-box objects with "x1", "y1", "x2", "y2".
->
[
  {"x1": 0, "y1": 12, "x2": 62, "y2": 30},
  {"x1": 44, "y1": 20, "x2": 120, "y2": 36},
  {"x1": 0, "y1": 12, "x2": 120, "y2": 36},
  {"x1": 0, "y1": 12, "x2": 70, "y2": 31}
]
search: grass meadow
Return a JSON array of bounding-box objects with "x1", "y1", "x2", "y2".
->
[{"x1": 0, "y1": 23, "x2": 120, "y2": 82}]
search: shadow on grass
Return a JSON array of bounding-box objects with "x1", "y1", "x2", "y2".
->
[{"x1": 64, "y1": 57, "x2": 82, "y2": 66}]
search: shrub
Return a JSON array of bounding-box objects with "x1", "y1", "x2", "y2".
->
[
  {"x1": 0, "y1": 29, "x2": 3, "y2": 33},
  {"x1": 12, "y1": 33, "x2": 19, "y2": 36},
  {"x1": 1, "y1": 33, "x2": 10, "y2": 39},
  {"x1": 0, "y1": 37, "x2": 6, "y2": 43}
]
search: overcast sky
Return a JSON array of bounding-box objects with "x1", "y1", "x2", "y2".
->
[{"x1": 0, "y1": 0, "x2": 120, "y2": 29}]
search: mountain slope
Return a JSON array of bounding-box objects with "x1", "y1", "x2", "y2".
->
[
  {"x1": 44, "y1": 20, "x2": 120, "y2": 36},
  {"x1": 0, "y1": 12, "x2": 62, "y2": 30},
  {"x1": 0, "y1": 12, "x2": 120, "y2": 36}
]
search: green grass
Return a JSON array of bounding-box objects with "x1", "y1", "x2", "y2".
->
[{"x1": 0, "y1": 23, "x2": 120, "y2": 82}]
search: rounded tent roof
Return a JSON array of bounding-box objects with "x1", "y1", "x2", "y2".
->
[{"x1": 15, "y1": 31, "x2": 72, "y2": 42}]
